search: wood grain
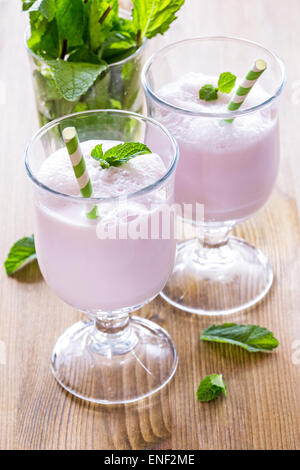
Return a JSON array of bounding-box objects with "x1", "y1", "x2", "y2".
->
[{"x1": 0, "y1": 0, "x2": 299, "y2": 450}]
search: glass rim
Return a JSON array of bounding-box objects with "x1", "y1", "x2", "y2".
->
[
  {"x1": 141, "y1": 36, "x2": 286, "y2": 119},
  {"x1": 24, "y1": 9, "x2": 147, "y2": 68},
  {"x1": 25, "y1": 109, "x2": 179, "y2": 203}
]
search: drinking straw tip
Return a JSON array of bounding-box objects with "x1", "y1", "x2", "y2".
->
[
  {"x1": 62, "y1": 127, "x2": 76, "y2": 142},
  {"x1": 255, "y1": 59, "x2": 267, "y2": 72}
]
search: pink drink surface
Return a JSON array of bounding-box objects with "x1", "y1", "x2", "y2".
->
[
  {"x1": 158, "y1": 72, "x2": 279, "y2": 222},
  {"x1": 35, "y1": 141, "x2": 175, "y2": 312}
]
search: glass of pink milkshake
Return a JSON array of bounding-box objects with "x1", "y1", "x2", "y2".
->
[
  {"x1": 25, "y1": 110, "x2": 178, "y2": 404},
  {"x1": 142, "y1": 37, "x2": 285, "y2": 315}
]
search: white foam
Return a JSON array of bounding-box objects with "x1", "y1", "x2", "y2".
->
[
  {"x1": 38, "y1": 140, "x2": 166, "y2": 197},
  {"x1": 157, "y1": 72, "x2": 276, "y2": 152}
]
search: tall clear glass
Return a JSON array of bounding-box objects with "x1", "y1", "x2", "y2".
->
[
  {"x1": 142, "y1": 37, "x2": 285, "y2": 315},
  {"x1": 25, "y1": 110, "x2": 178, "y2": 404}
]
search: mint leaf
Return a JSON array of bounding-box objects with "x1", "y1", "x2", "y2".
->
[
  {"x1": 199, "y1": 84, "x2": 218, "y2": 101},
  {"x1": 91, "y1": 142, "x2": 151, "y2": 168},
  {"x1": 101, "y1": 32, "x2": 136, "y2": 61},
  {"x1": 22, "y1": 1, "x2": 38, "y2": 11},
  {"x1": 68, "y1": 45, "x2": 100, "y2": 65},
  {"x1": 132, "y1": 0, "x2": 185, "y2": 41},
  {"x1": 86, "y1": 205, "x2": 99, "y2": 220},
  {"x1": 46, "y1": 60, "x2": 107, "y2": 101},
  {"x1": 89, "y1": 0, "x2": 119, "y2": 51},
  {"x1": 56, "y1": 0, "x2": 84, "y2": 48},
  {"x1": 218, "y1": 72, "x2": 236, "y2": 94},
  {"x1": 4, "y1": 236, "x2": 37, "y2": 276},
  {"x1": 199, "y1": 71, "x2": 236, "y2": 102},
  {"x1": 39, "y1": 20, "x2": 60, "y2": 58},
  {"x1": 27, "y1": 11, "x2": 48, "y2": 51},
  {"x1": 91, "y1": 144, "x2": 104, "y2": 161},
  {"x1": 196, "y1": 374, "x2": 227, "y2": 402},
  {"x1": 24, "y1": 0, "x2": 56, "y2": 21},
  {"x1": 200, "y1": 323, "x2": 279, "y2": 352}
]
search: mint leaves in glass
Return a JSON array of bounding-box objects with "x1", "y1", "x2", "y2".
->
[
  {"x1": 23, "y1": 0, "x2": 185, "y2": 125},
  {"x1": 199, "y1": 71, "x2": 236, "y2": 101}
]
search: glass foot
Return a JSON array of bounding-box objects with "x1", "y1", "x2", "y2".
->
[
  {"x1": 161, "y1": 237, "x2": 273, "y2": 315},
  {"x1": 51, "y1": 316, "x2": 177, "y2": 404}
]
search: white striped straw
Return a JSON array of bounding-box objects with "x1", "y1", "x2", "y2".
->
[
  {"x1": 62, "y1": 127, "x2": 98, "y2": 219},
  {"x1": 62, "y1": 127, "x2": 93, "y2": 197},
  {"x1": 226, "y1": 59, "x2": 267, "y2": 122}
]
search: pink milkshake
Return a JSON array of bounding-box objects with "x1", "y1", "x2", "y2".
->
[
  {"x1": 142, "y1": 37, "x2": 285, "y2": 315},
  {"x1": 157, "y1": 72, "x2": 279, "y2": 223},
  {"x1": 35, "y1": 140, "x2": 176, "y2": 312},
  {"x1": 25, "y1": 110, "x2": 179, "y2": 404}
]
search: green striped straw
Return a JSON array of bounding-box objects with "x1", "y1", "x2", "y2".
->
[
  {"x1": 62, "y1": 127, "x2": 98, "y2": 219},
  {"x1": 225, "y1": 59, "x2": 267, "y2": 122},
  {"x1": 62, "y1": 127, "x2": 93, "y2": 197}
]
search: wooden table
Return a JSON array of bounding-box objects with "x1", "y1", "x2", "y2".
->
[{"x1": 0, "y1": 0, "x2": 299, "y2": 450}]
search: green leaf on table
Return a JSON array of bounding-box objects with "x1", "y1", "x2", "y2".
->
[
  {"x1": 196, "y1": 374, "x2": 227, "y2": 402},
  {"x1": 4, "y1": 236, "x2": 37, "y2": 276},
  {"x1": 46, "y1": 59, "x2": 107, "y2": 101},
  {"x1": 132, "y1": 0, "x2": 185, "y2": 41},
  {"x1": 218, "y1": 72, "x2": 237, "y2": 94},
  {"x1": 199, "y1": 84, "x2": 218, "y2": 101},
  {"x1": 200, "y1": 323, "x2": 279, "y2": 352},
  {"x1": 91, "y1": 142, "x2": 151, "y2": 168},
  {"x1": 56, "y1": 0, "x2": 84, "y2": 48}
]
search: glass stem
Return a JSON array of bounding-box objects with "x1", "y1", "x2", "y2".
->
[
  {"x1": 94, "y1": 311, "x2": 130, "y2": 336},
  {"x1": 194, "y1": 225, "x2": 233, "y2": 263},
  {"x1": 202, "y1": 225, "x2": 232, "y2": 248},
  {"x1": 89, "y1": 311, "x2": 137, "y2": 355}
]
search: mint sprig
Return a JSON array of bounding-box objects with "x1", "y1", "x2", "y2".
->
[
  {"x1": 199, "y1": 71, "x2": 236, "y2": 102},
  {"x1": 4, "y1": 236, "x2": 37, "y2": 275},
  {"x1": 91, "y1": 142, "x2": 151, "y2": 169},
  {"x1": 196, "y1": 374, "x2": 227, "y2": 402},
  {"x1": 200, "y1": 323, "x2": 279, "y2": 353}
]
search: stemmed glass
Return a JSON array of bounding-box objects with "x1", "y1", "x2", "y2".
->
[
  {"x1": 25, "y1": 110, "x2": 179, "y2": 404},
  {"x1": 142, "y1": 37, "x2": 285, "y2": 315}
]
